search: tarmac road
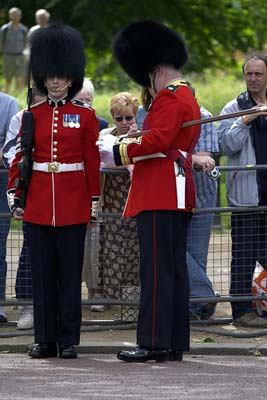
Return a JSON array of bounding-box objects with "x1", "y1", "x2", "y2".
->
[{"x1": 1, "y1": 353, "x2": 267, "y2": 400}]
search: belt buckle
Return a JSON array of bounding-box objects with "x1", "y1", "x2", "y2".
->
[{"x1": 48, "y1": 162, "x2": 59, "y2": 172}]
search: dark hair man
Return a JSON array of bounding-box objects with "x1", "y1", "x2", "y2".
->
[{"x1": 218, "y1": 52, "x2": 267, "y2": 328}]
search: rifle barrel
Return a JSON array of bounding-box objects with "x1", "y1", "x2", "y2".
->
[{"x1": 121, "y1": 105, "x2": 267, "y2": 139}]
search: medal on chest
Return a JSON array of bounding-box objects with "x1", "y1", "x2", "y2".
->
[{"x1": 63, "y1": 114, "x2": 81, "y2": 128}]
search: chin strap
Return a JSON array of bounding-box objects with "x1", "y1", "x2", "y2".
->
[
  {"x1": 27, "y1": 62, "x2": 32, "y2": 110},
  {"x1": 45, "y1": 79, "x2": 71, "y2": 94}
]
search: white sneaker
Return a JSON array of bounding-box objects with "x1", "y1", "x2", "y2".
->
[
  {"x1": 90, "y1": 294, "x2": 108, "y2": 312},
  {"x1": 17, "y1": 306, "x2": 34, "y2": 330},
  {"x1": 90, "y1": 304, "x2": 107, "y2": 312},
  {"x1": 0, "y1": 306, "x2": 7, "y2": 322}
]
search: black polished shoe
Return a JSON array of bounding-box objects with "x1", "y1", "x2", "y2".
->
[
  {"x1": 167, "y1": 349, "x2": 183, "y2": 361},
  {"x1": 58, "y1": 344, "x2": 77, "y2": 359},
  {"x1": 0, "y1": 315, "x2": 7, "y2": 323},
  {"x1": 117, "y1": 347, "x2": 168, "y2": 363},
  {"x1": 29, "y1": 343, "x2": 58, "y2": 359}
]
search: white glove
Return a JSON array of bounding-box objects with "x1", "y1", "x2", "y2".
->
[{"x1": 96, "y1": 134, "x2": 116, "y2": 168}]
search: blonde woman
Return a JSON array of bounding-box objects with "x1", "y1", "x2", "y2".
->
[{"x1": 99, "y1": 92, "x2": 139, "y2": 302}]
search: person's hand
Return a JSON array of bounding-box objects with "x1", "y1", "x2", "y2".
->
[
  {"x1": 127, "y1": 122, "x2": 138, "y2": 134},
  {"x1": 193, "y1": 155, "x2": 215, "y2": 172},
  {"x1": 87, "y1": 221, "x2": 96, "y2": 229},
  {"x1": 126, "y1": 164, "x2": 134, "y2": 179},
  {"x1": 12, "y1": 207, "x2": 24, "y2": 220},
  {"x1": 96, "y1": 134, "x2": 116, "y2": 168},
  {"x1": 241, "y1": 104, "x2": 267, "y2": 125}
]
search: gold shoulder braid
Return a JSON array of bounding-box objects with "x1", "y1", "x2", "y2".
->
[
  {"x1": 72, "y1": 99, "x2": 92, "y2": 109},
  {"x1": 165, "y1": 79, "x2": 189, "y2": 93}
]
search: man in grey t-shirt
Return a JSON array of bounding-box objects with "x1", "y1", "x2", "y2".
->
[{"x1": 0, "y1": 7, "x2": 28, "y2": 92}]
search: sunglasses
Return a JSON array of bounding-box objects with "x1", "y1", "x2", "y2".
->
[{"x1": 114, "y1": 116, "x2": 134, "y2": 122}]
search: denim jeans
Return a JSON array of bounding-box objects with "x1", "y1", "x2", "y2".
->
[{"x1": 187, "y1": 211, "x2": 216, "y2": 315}]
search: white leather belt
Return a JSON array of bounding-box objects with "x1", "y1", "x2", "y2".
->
[
  {"x1": 32, "y1": 161, "x2": 84, "y2": 173},
  {"x1": 133, "y1": 152, "x2": 166, "y2": 163}
]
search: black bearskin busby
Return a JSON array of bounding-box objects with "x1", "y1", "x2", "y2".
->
[
  {"x1": 113, "y1": 20, "x2": 188, "y2": 87},
  {"x1": 30, "y1": 23, "x2": 85, "y2": 99}
]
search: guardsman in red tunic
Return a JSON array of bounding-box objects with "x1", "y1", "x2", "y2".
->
[
  {"x1": 98, "y1": 20, "x2": 202, "y2": 363},
  {"x1": 7, "y1": 24, "x2": 100, "y2": 359}
]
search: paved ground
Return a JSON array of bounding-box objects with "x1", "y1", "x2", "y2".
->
[
  {"x1": 1, "y1": 354, "x2": 267, "y2": 400},
  {"x1": 3, "y1": 223, "x2": 266, "y2": 398},
  {"x1": 2, "y1": 306, "x2": 267, "y2": 399}
]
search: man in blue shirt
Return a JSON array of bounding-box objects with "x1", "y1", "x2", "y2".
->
[{"x1": 187, "y1": 105, "x2": 219, "y2": 319}]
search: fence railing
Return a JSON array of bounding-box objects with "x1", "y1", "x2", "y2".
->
[{"x1": 1, "y1": 165, "x2": 267, "y2": 334}]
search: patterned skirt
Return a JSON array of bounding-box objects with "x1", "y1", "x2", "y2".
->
[{"x1": 99, "y1": 172, "x2": 139, "y2": 299}]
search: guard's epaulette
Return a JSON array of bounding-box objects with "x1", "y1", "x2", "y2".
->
[
  {"x1": 165, "y1": 79, "x2": 189, "y2": 93},
  {"x1": 30, "y1": 99, "x2": 47, "y2": 109},
  {"x1": 72, "y1": 99, "x2": 92, "y2": 109}
]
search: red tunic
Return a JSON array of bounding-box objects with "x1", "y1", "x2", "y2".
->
[
  {"x1": 8, "y1": 98, "x2": 100, "y2": 226},
  {"x1": 113, "y1": 81, "x2": 201, "y2": 218}
]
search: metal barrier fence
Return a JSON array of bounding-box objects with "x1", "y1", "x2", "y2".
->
[{"x1": 1, "y1": 166, "x2": 267, "y2": 333}]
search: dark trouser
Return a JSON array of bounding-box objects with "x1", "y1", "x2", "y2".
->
[
  {"x1": 136, "y1": 210, "x2": 191, "y2": 351},
  {"x1": 0, "y1": 171, "x2": 32, "y2": 301},
  {"x1": 0, "y1": 173, "x2": 10, "y2": 300},
  {"x1": 25, "y1": 222, "x2": 86, "y2": 345},
  {"x1": 231, "y1": 209, "x2": 267, "y2": 319}
]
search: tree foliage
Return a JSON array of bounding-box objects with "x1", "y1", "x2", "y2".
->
[{"x1": 1, "y1": 0, "x2": 267, "y2": 89}]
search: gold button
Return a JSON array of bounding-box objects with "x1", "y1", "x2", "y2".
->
[
  {"x1": 54, "y1": 110, "x2": 59, "y2": 114},
  {"x1": 53, "y1": 129, "x2": 58, "y2": 133},
  {"x1": 53, "y1": 154, "x2": 58, "y2": 159},
  {"x1": 54, "y1": 117, "x2": 58, "y2": 121},
  {"x1": 53, "y1": 141, "x2": 58, "y2": 145},
  {"x1": 53, "y1": 123, "x2": 58, "y2": 127},
  {"x1": 53, "y1": 148, "x2": 58, "y2": 152}
]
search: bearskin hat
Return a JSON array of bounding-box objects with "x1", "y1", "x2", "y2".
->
[
  {"x1": 113, "y1": 20, "x2": 188, "y2": 87},
  {"x1": 30, "y1": 23, "x2": 85, "y2": 99}
]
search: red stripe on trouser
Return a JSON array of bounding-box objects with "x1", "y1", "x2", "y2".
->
[{"x1": 152, "y1": 211, "x2": 157, "y2": 347}]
